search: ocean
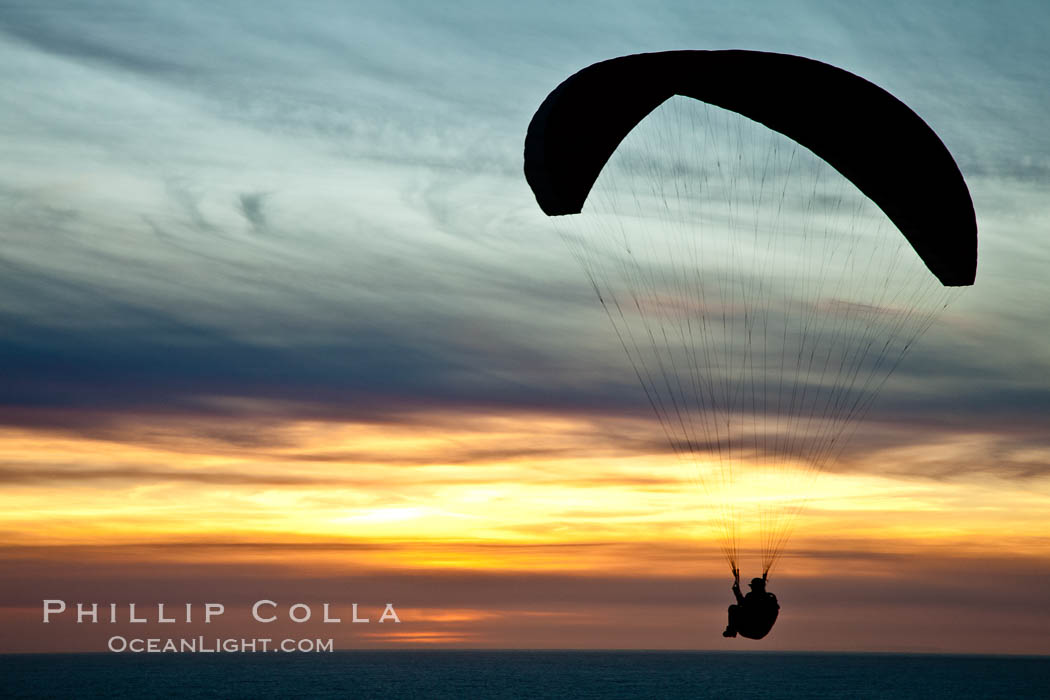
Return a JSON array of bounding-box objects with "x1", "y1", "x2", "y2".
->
[{"x1": 2, "y1": 651, "x2": 1048, "y2": 699}]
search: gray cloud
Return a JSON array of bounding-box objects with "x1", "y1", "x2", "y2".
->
[
  {"x1": 0, "y1": 0, "x2": 1046, "y2": 489},
  {"x1": 238, "y1": 192, "x2": 269, "y2": 230}
]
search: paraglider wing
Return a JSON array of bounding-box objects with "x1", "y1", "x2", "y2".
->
[{"x1": 524, "y1": 50, "x2": 977, "y2": 286}]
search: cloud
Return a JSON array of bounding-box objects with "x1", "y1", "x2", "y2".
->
[
  {"x1": 0, "y1": 463, "x2": 375, "y2": 488},
  {"x1": 0, "y1": 0, "x2": 1046, "y2": 525},
  {"x1": 2, "y1": 540, "x2": 1049, "y2": 653},
  {"x1": 237, "y1": 192, "x2": 269, "y2": 230}
]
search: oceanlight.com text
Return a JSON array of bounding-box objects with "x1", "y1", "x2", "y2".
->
[{"x1": 107, "y1": 636, "x2": 335, "y2": 653}]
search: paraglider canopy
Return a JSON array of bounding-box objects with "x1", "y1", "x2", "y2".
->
[
  {"x1": 524, "y1": 50, "x2": 977, "y2": 287},
  {"x1": 523, "y1": 49, "x2": 978, "y2": 578}
]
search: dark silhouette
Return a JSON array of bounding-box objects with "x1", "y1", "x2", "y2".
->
[
  {"x1": 723, "y1": 571, "x2": 779, "y2": 640},
  {"x1": 524, "y1": 50, "x2": 977, "y2": 287}
]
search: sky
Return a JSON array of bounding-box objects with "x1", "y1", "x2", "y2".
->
[{"x1": 1, "y1": 0, "x2": 1049, "y2": 655}]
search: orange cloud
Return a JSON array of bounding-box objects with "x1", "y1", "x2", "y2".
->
[{"x1": 1, "y1": 409, "x2": 1048, "y2": 653}]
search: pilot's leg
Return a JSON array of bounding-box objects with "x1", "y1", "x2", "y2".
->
[{"x1": 723, "y1": 604, "x2": 740, "y2": 637}]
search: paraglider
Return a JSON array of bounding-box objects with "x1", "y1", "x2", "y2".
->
[
  {"x1": 523, "y1": 50, "x2": 977, "y2": 638},
  {"x1": 724, "y1": 574, "x2": 779, "y2": 639}
]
